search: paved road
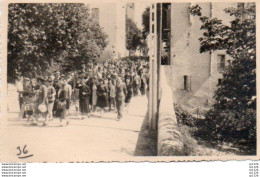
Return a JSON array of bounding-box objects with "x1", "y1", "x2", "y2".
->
[{"x1": 3, "y1": 85, "x2": 149, "y2": 162}]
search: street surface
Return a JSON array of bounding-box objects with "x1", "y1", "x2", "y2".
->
[{"x1": 2, "y1": 84, "x2": 149, "y2": 162}]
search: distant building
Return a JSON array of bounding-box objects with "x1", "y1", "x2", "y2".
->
[
  {"x1": 92, "y1": 8, "x2": 99, "y2": 23},
  {"x1": 126, "y1": 3, "x2": 135, "y2": 20},
  {"x1": 90, "y1": 3, "x2": 127, "y2": 60},
  {"x1": 148, "y1": 3, "x2": 251, "y2": 111}
]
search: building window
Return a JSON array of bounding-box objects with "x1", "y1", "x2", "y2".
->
[
  {"x1": 217, "y1": 54, "x2": 226, "y2": 72},
  {"x1": 218, "y1": 78, "x2": 222, "y2": 86},
  {"x1": 183, "y1": 75, "x2": 191, "y2": 91},
  {"x1": 152, "y1": 24, "x2": 154, "y2": 33},
  {"x1": 184, "y1": 75, "x2": 188, "y2": 90},
  {"x1": 152, "y1": 12, "x2": 154, "y2": 21}
]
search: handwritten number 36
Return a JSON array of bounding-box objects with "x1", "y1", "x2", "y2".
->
[
  {"x1": 17, "y1": 145, "x2": 28, "y2": 156},
  {"x1": 16, "y1": 145, "x2": 33, "y2": 159}
]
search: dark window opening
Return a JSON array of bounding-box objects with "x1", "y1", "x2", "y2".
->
[
  {"x1": 161, "y1": 3, "x2": 171, "y2": 65},
  {"x1": 217, "y1": 54, "x2": 225, "y2": 73},
  {"x1": 152, "y1": 12, "x2": 154, "y2": 21},
  {"x1": 184, "y1": 75, "x2": 188, "y2": 90},
  {"x1": 218, "y1": 79, "x2": 222, "y2": 86}
]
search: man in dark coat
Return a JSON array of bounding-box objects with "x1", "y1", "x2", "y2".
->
[{"x1": 78, "y1": 79, "x2": 91, "y2": 119}]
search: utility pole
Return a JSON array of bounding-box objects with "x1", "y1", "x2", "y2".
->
[{"x1": 148, "y1": 3, "x2": 162, "y2": 130}]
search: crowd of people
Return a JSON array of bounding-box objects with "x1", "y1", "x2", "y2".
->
[{"x1": 16, "y1": 59, "x2": 149, "y2": 126}]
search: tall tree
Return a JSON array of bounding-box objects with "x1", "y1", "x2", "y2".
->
[
  {"x1": 8, "y1": 3, "x2": 108, "y2": 81},
  {"x1": 190, "y1": 3, "x2": 256, "y2": 146},
  {"x1": 125, "y1": 18, "x2": 142, "y2": 54},
  {"x1": 142, "y1": 7, "x2": 150, "y2": 39}
]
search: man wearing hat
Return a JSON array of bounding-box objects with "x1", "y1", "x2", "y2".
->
[
  {"x1": 46, "y1": 77, "x2": 56, "y2": 123},
  {"x1": 18, "y1": 77, "x2": 33, "y2": 120},
  {"x1": 53, "y1": 72, "x2": 61, "y2": 117},
  {"x1": 115, "y1": 77, "x2": 127, "y2": 120},
  {"x1": 63, "y1": 75, "x2": 72, "y2": 115},
  {"x1": 55, "y1": 71, "x2": 61, "y2": 80}
]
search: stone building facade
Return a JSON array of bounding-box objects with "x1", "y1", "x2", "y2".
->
[
  {"x1": 90, "y1": 3, "x2": 127, "y2": 60},
  {"x1": 160, "y1": 3, "x2": 239, "y2": 111}
]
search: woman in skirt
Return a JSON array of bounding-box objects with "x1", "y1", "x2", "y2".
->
[{"x1": 96, "y1": 79, "x2": 108, "y2": 116}]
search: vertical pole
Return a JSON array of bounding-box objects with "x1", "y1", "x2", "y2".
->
[
  {"x1": 148, "y1": 3, "x2": 158, "y2": 130},
  {"x1": 148, "y1": 4, "x2": 153, "y2": 129},
  {"x1": 155, "y1": 3, "x2": 162, "y2": 130}
]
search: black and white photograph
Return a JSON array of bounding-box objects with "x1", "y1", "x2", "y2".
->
[{"x1": 1, "y1": 1, "x2": 257, "y2": 162}]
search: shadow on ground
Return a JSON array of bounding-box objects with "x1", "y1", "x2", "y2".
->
[{"x1": 134, "y1": 112, "x2": 157, "y2": 156}]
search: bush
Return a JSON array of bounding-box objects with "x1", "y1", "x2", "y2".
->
[
  {"x1": 174, "y1": 104, "x2": 196, "y2": 127},
  {"x1": 204, "y1": 108, "x2": 256, "y2": 147},
  {"x1": 190, "y1": 3, "x2": 256, "y2": 150}
]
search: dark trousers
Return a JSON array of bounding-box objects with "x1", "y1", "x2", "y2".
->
[
  {"x1": 115, "y1": 99, "x2": 124, "y2": 118},
  {"x1": 56, "y1": 108, "x2": 67, "y2": 120},
  {"x1": 133, "y1": 85, "x2": 140, "y2": 96},
  {"x1": 53, "y1": 100, "x2": 58, "y2": 117},
  {"x1": 109, "y1": 97, "x2": 115, "y2": 110},
  {"x1": 79, "y1": 99, "x2": 90, "y2": 114}
]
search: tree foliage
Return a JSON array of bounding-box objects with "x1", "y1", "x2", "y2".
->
[
  {"x1": 190, "y1": 4, "x2": 256, "y2": 147},
  {"x1": 142, "y1": 7, "x2": 150, "y2": 39},
  {"x1": 125, "y1": 18, "x2": 142, "y2": 52},
  {"x1": 8, "y1": 3, "x2": 108, "y2": 81}
]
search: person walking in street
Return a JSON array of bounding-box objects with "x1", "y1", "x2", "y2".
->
[
  {"x1": 140, "y1": 70, "x2": 147, "y2": 96},
  {"x1": 53, "y1": 71, "x2": 61, "y2": 117},
  {"x1": 63, "y1": 75, "x2": 72, "y2": 116},
  {"x1": 56, "y1": 81, "x2": 69, "y2": 126},
  {"x1": 78, "y1": 79, "x2": 91, "y2": 119},
  {"x1": 115, "y1": 77, "x2": 127, "y2": 120},
  {"x1": 133, "y1": 71, "x2": 141, "y2": 96},
  {"x1": 33, "y1": 77, "x2": 48, "y2": 125},
  {"x1": 87, "y1": 76, "x2": 94, "y2": 111},
  {"x1": 18, "y1": 77, "x2": 33, "y2": 121},
  {"x1": 108, "y1": 79, "x2": 116, "y2": 112},
  {"x1": 45, "y1": 77, "x2": 56, "y2": 123},
  {"x1": 97, "y1": 79, "x2": 108, "y2": 116},
  {"x1": 92, "y1": 79, "x2": 98, "y2": 113},
  {"x1": 125, "y1": 78, "x2": 133, "y2": 113},
  {"x1": 71, "y1": 77, "x2": 80, "y2": 117}
]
